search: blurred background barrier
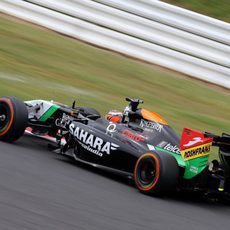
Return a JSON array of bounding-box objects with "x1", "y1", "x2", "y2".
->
[{"x1": 0, "y1": 0, "x2": 229, "y2": 88}]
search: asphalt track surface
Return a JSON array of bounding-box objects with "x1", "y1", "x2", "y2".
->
[{"x1": 0, "y1": 135, "x2": 230, "y2": 230}]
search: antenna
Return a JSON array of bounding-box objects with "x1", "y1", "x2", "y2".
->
[{"x1": 72, "y1": 100, "x2": 76, "y2": 109}]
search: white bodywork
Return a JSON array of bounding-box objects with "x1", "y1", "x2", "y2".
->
[{"x1": 25, "y1": 100, "x2": 55, "y2": 120}]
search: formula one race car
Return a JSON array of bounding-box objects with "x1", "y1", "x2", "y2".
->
[{"x1": 0, "y1": 96, "x2": 229, "y2": 198}]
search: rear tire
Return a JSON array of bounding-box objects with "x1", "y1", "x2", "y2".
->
[
  {"x1": 0, "y1": 97, "x2": 28, "y2": 142},
  {"x1": 134, "y1": 151, "x2": 179, "y2": 195}
]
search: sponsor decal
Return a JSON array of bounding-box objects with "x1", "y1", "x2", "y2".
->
[
  {"x1": 69, "y1": 123, "x2": 119, "y2": 157},
  {"x1": 181, "y1": 142, "x2": 211, "y2": 161},
  {"x1": 189, "y1": 166, "x2": 198, "y2": 174},
  {"x1": 183, "y1": 137, "x2": 203, "y2": 147},
  {"x1": 185, "y1": 129, "x2": 192, "y2": 136},
  {"x1": 157, "y1": 141, "x2": 180, "y2": 154},
  {"x1": 140, "y1": 119, "x2": 163, "y2": 132},
  {"x1": 55, "y1": 113, "x2": 71, "y2": 129},
  {"x1": 122, "y1": 129, "x2": 145, "y2": 142},
  {"x1": 106, "y1": 123, "x2": 117, "y2": 134},
  {"x1": 164, "y1": 143, "x2": 180, "y2": 154},
  {"x1": 180, "y1": 128, "x2": 213, "y2": 151},
  {"x1": 147, "y1": 144, "x2": 155, "y2": 151}
]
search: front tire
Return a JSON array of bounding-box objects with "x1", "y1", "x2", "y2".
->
[
  {"x1": 134, "y1": 151, "x2": 179, "y2": 195},
  {"x1": 0, "y1": 97, "x2": 28, "y2": 142}
]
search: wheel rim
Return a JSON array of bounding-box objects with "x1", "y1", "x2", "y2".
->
[
  {"x1": 0, "y1": 103, "x2": 10, "y2": 133},
  {"x1": 134, "y1": 153, "x2": 160, "y2": 191},
  {"x1": 138, "y1": 157, "x2": 156, "y2": 187}
]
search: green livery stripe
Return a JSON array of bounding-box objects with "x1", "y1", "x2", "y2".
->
[
  {"x1": 155, "y1": 147, "x2": 186, "y2": 167},
  {"x1": 183, "y1": 155, "x2": 209, "y2": 179},
  {"x1": 39, "y1": 105, "x2": 60, "y2": 122},
  {"x1": 155, "y1": 147, "x2": 209, "y2": 179}
]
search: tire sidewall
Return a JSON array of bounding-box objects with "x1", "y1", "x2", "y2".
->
[
  {"x1": 0, "y1": 98, "x2": 14, "y2": 137},
  {"x1": 0, "y1": 97, "x2": 28, "y2": 142},
  {"x1": 134, "y1": 153, "x2": 161, "y2": 193},
  {"x1": 134, "y1": 151, "x2": 179, "y2": 195}
]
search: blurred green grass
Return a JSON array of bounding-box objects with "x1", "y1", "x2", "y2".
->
[
  {"x1": 0, "y1": 13, "x2": 229, "y2": 150},
  {"x1": 163, "y1": 0, "x2": 230, "y2": 22}
]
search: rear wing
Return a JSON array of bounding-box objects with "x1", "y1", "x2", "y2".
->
[
  {"x1": 205, "y1": 132, "x2": 230, "y2": 149},
  {"x1": 179, "y1": 128, "x2": 230, "y2": 179},
  {"x1": 180, "y1": 128, "x2": 213, "y2": 161},
  {"x1": 180, "y1": 128, "x2": 230, "y2": 161}
]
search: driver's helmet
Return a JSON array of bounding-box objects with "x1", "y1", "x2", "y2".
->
[{"x1": 105, "y1": 110, "x2": 123, "y2": 124}]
